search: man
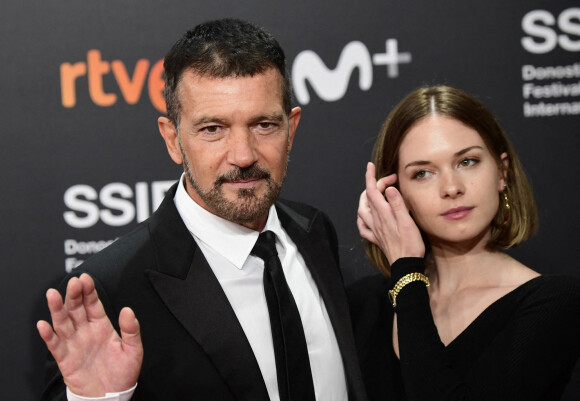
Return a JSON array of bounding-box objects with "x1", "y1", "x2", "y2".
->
[{"x1": 37, "y1": 19, "x2": 367, "y2": 401}]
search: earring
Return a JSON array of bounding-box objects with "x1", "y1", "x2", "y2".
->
[{"x1": 501, "y1": 186, "x2": 510, "y2": 227}]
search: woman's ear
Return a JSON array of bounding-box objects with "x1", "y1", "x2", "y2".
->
[{"x1": 499, "y1": 152, "x2": 509, "y2": 190}]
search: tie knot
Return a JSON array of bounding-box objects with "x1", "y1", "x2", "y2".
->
[{"x1": 251, "y1": 230, "x2": 278, "y2": 260}]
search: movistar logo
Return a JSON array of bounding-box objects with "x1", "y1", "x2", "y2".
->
[{"x1": 291, "y1": 39, "x2": 412, "y2": 105}]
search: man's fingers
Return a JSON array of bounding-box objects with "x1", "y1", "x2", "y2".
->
[
  {"x1": 79, "y1": 273, "x2": 108, "y2": 322},
  {"x1": 79, "y1": 273, "x2": 96, "y2": 294},
  {"x1": 46, "y1": 288, "x2": 77, "y2": 339},
  {"x1": 37, "y1": 320, "x2": 58, "y2": 348},
  {"x1": 119, "y1": 308, "x2": 143, "y2": 350},
  {"x1": 37, "y1": 319, "x2": 71, "y2": 362},
  {"x1": 64, "y1": 277, "x2": 89, "y2": 328}
]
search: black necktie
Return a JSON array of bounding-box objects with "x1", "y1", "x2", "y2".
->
[{"x1": 251, "y1": 231, "x2": 316, "y2": 401}]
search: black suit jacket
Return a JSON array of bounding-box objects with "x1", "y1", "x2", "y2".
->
[{"x1": 42, "y1": 184, "x2": 367, "y2": 401}]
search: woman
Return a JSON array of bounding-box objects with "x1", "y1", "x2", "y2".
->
[{"x1": 349, "y1": 85, "x2": 580, "y2": 401}]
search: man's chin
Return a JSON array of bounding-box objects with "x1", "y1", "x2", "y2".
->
[
  {"x1": 192, "y1": 178, "x2": 282, "y2": 226},
  {"x1": 222, "y1": 200, "x2": 273, "y2": 226}
]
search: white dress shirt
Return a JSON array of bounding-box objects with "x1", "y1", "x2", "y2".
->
[{"x1": 68, "y1": 175, "x2": 347, "y2": 401}]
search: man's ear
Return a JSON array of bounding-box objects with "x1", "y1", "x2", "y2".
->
[
  {"x1": 158, "y1": 116, "x2": 183, "y2": 165},
  {"x1": 287, "y1": 107, "x2": 301, "y2": 151},
  {"x1": 499, "y1": 152, "x2": 509, "y2": 190}
]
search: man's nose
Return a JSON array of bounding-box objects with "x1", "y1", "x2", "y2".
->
[{"x1": 227, "y1": 128, "x2": 258, "y2": 168}]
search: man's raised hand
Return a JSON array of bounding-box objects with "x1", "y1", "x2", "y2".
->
[{"x1": 37, "y1": 273, "x2": 143, "y2": 397}]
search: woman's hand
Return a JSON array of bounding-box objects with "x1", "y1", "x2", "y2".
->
[{"x1": 357, "y1": 162, "x2": 425, "y2": 264}]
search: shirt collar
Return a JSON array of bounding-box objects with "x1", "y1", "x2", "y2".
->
[{"x1": 173, "y1": 174, "x2": 285, "y2": 269}]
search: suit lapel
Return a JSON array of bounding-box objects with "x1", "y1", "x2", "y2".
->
[
  {"x1": 145, "y1": 185, "x2": 270, "y2": 401},
  {"x1": 277, "y1": 202, "x2": 368, "y2": 401},
  {"x1": 277, "y1": 205, "x2": 349, "y2": 343}
]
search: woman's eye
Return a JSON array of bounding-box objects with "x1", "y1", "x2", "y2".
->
[
  {"x1": 459, "y1": 158, "x2": 478, "y2": 167},
  {"x1": 413, "y1": 170, "x2": 430, "y2": 179}
]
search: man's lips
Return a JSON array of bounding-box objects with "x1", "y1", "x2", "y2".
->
[
  {"x1": 223, "y1": 178, "x2": 263, "y2": 188},
  {"x1": 441, "y1": 206, "x2": 473, "y2": 220}
]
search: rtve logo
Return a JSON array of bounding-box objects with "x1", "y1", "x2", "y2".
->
[
  {"x1": 59, "y1": 39, "x2": 411, "y2": 110},
  {"x1": 521, "y1": 7, "x2": 580, "y2": 54},
  {"x1": 60, "y1": 50, "x2": 166, "y2": 112}
]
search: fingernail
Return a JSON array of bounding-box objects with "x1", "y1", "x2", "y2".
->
[{"x1": 385, "y1": 187, "x2": 397, "y2": 200}]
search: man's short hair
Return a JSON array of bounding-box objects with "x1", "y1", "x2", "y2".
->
[{"x1": 163, "y1": 18, "x2": 292, "y2": 126}]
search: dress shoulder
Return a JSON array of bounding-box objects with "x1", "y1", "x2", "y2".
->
[{"x1": 518, "y1": 274, "x2": 580, "y2": 308}]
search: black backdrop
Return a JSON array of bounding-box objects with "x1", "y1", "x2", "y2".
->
[{"x1": 1, "y1": 1, "x2": 579, "y2": 399}]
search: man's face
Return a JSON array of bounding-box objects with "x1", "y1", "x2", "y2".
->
[{"x1": 159, "y1": 68, "x2": 301, "y2": 231}]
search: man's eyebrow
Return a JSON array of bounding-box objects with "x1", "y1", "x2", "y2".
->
[
  {"x1": 191, "y1": 113, "x2": 285, "y2": 127},
  {"x1": 192, "y1": 117, "x2": 227, "y2": 127},
  {"x1": 250, "y1": 113, "x2": 285, "y2": 123}
]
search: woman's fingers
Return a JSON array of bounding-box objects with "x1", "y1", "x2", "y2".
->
[
  {"x1": 376, "y1": 174, "x2": 397, "y2": 194},
  {"x1": 359, "y1": 162, "x2": 426, "y2": 263}
]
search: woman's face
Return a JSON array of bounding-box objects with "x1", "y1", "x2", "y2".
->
[{"x1": 397, "y1": 114, "x2": 507, "y2": 246}]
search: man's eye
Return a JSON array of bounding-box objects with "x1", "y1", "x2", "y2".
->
[
  {"x1": 258, "y1": 122, "x2": 274, "y2": 129},
  {"x1": 202, "y1": 126, "x2": 220, "y2": 134}
]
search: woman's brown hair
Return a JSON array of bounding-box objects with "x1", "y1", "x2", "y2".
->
[{"x1": 366, "y1": 86, "x2": 538, "y2": 276}]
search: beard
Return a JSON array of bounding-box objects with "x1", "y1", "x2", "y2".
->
[{"x1": 179, "y1": 142, "x2": 286, "y2": 225}]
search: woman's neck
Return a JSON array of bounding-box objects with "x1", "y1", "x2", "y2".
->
[{"x1": 426, "y1": 232, "x2": 507, "y2": 295}]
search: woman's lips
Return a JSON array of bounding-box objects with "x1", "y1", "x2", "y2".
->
[{"x1": 441, "y1": 206, "x2": 473, "y2": 220}]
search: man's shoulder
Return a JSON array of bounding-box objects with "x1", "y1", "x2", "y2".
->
[
  {"x1": 72, "y1": 222, "x2": 154, "y2": 277},
  {"x1": 275, "y1": 198, "x2": 331, "y2": 232},
  {"x1": 276, "y1": 198, "x2": 321, "y2": 215},
  {"x1": 73, "y1": 186, "x2": 190, "y2": 280}
]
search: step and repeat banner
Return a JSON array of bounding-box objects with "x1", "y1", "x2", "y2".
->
[{"x1": 1, "y1": 0, "x2": 578, "y2": 399}]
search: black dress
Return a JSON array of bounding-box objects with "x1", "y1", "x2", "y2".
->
[{"x1": 348, "y1": 258, "x2": 580, "y2": 401}]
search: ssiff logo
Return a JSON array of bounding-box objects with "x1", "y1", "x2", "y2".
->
[{"x1": 521, "y1": 7, "x2": 580, "y2": 54}]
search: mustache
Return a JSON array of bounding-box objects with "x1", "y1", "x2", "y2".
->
[{"x1": 216, "y1": 165, "x2": 271, "y2": 185}]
